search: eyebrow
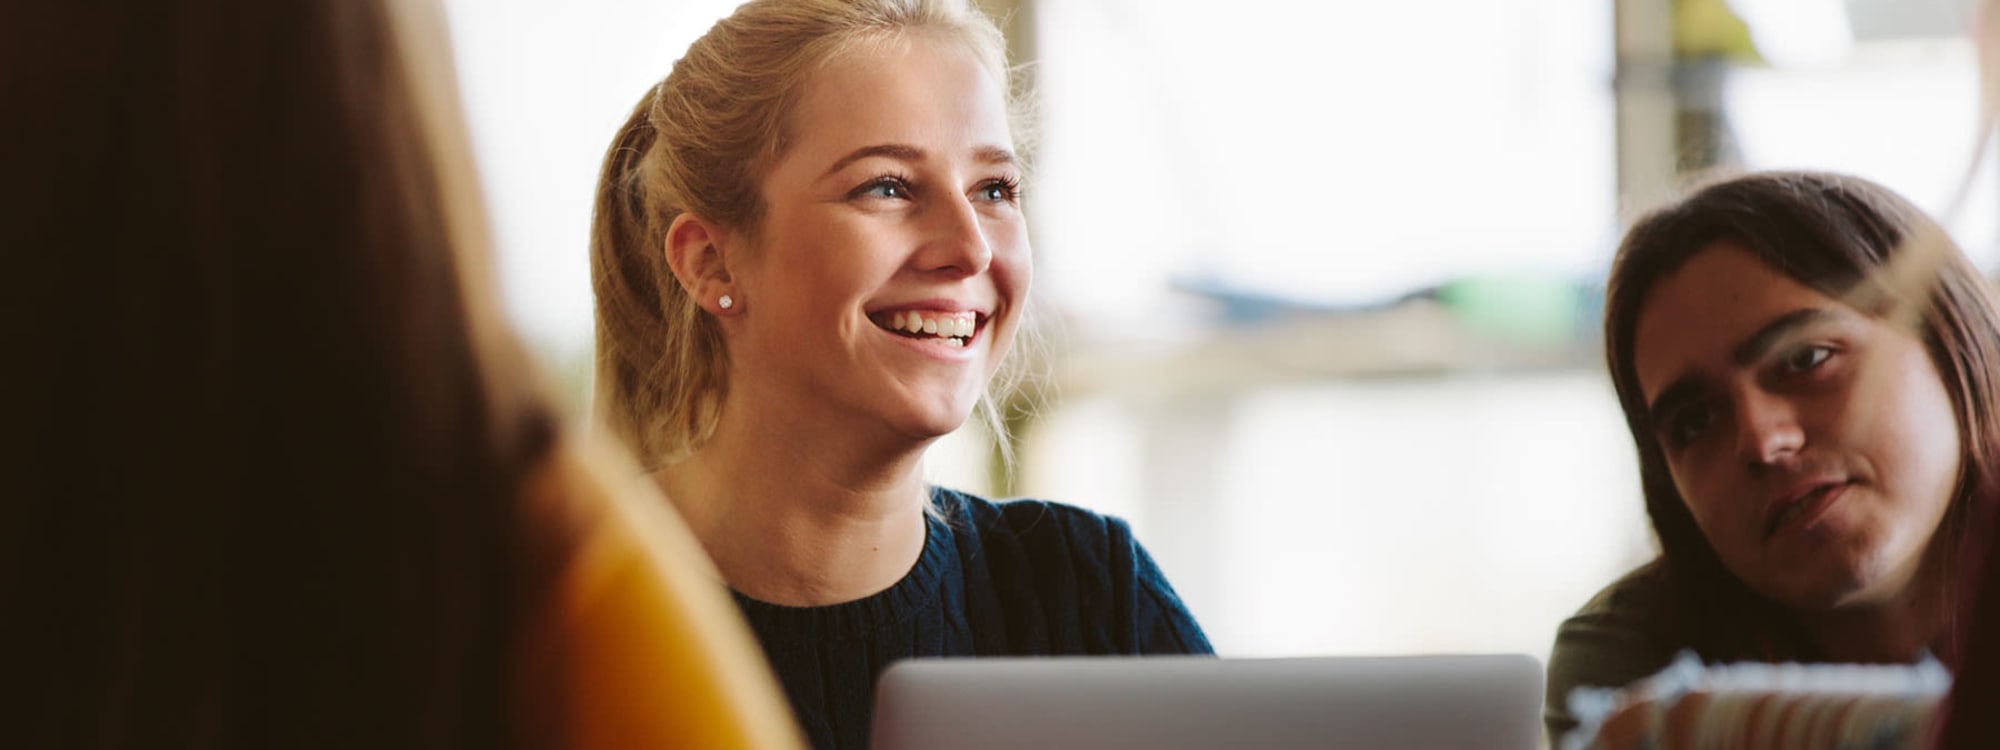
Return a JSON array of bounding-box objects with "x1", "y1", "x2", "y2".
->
[
  {"x1": 819, "y1": 143, "x2": 1019, "y2": 180},
  {"x1": 822, "y1": 144, "x2": 923, "y2": 179},
  {"x1": 972, "y1": 145, "x2": 1019, "y2": 167},
  {"x1": 1729, "y1": 308, "x2": 1834, "y2": 367},
  {"x1": 1643, "y1": 307, "x2": 1837, "y2": 429}
]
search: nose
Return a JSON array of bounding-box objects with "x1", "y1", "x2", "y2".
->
[
  {"x1": 1734, "y1": 389, "x2": 1804, "y2": 470},
  {"x1": 914, "y1": 194, "x2": 992, "y2": 277}
]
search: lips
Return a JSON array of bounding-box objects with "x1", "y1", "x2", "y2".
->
[{"x1": 1763, "y1": 480, "x2": 1853, "y2": 539}]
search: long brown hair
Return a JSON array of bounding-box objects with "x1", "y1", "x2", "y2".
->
[
  {"x1": 1937, "y1": 2, "x2": 2000, "y2": 743},
  {"x1": 1, "y1": 0, "x2": 560, "y2": 745},
  {"x1": 1602, "y1": 171, "x2": 2000, "y2": 661}
]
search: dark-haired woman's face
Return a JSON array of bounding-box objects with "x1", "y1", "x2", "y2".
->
[{"x1": 1631, "y1": 242, "x2": 1960, "y2": 611}]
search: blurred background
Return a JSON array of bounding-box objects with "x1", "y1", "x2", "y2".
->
[{"x1": 440, "y1": 0, "x2": 1997, "y2": 660}]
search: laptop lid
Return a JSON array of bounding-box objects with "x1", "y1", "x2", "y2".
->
[{"x1": 871, "y1": 654, "x2": 1544, "y2": 750}]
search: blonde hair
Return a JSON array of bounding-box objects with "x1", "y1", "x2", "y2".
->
[{"x1": 590, "y1": 0, "x2": 1029, "y2": 468}]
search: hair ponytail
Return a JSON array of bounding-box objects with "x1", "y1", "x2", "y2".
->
[{"x1": 590, "y1": 89, "x2": 727, "y2": 466}]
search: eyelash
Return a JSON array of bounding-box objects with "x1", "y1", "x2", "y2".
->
[
  {"x1": 849, "y1": 173, "x2": 1023, "y2": 204},
  {"x1": 977, "y1": 176, "x2": 1022, "y2": 204},
  {"x1": 1781, "y1": 344, "x2": 1834, "y2": 373},
  {"x1": 853, "y1": 173, "x2": 915, "y2": 200}
]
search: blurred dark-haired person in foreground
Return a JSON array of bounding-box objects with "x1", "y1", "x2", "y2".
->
[{"x1": 0, "y1": 1, "x2": 801, "y2": 747}]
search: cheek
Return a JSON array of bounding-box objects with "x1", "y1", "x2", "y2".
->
[
  {"x1": 981, "y1": 231, "x2": 1032, "y2": 345},
  {"x1": 991, "y1": 252, "x2": 1032, "y2": 348},
  {"x1": 1663, "y1": 452, "x2": 1746, "y2": 543},
  {"x1": 760, "y1": 240, "x2": 876, "y2": 308},
  {"x1": 984, "y1": 329, "x2": 1017, "y2": 378},
  {"x1": 992, "y1": 231, "x2": 1032, "y2": 295},
  {"x1": 1869, "y1": 357, "x2": 1962, "y2": 503}
]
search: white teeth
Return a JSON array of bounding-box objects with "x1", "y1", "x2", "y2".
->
[
  {"x1": 881, "y1": 311, "x2": 978, "y2": 341},
  {"x1": 944, "y1": 337, "x2": 964, "y2": 347}
]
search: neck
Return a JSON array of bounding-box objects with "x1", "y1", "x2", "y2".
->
[
  {"x1": 655, "y1": 397, "x2": 933, "y2": 608},
  {"x1": 1799, "y1": 541, "x2": 1955, "y2": 663}
]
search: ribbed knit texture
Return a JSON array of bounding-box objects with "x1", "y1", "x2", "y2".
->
[{"x1": 733, "y1": 487, "x2": 1213, "y2": 750}]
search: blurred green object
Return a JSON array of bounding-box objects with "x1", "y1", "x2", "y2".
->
[
  {"x1": 1433, "y1": 274, "x2": 1592, "y2": 347},
  {"x1": 1674, "y1": 0, "x2": 1762, "y2": 63}
]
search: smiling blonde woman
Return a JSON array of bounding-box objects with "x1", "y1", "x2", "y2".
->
[{"x1": 589, "y1": 2, "x2": 1213, "y2": 748}]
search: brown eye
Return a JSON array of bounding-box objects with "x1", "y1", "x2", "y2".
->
[
  {"x1": 1783, "y1": 345, "x2": 1832, "y2": 373},
  {"x1": 1667, "y1": 404, "x2": 1718, "y2": 447}
]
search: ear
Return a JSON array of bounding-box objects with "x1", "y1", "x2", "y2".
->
[{"x1": 663, "y1": 213, "x2": 737, "y2": 314}]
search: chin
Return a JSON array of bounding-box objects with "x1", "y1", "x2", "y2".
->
[
  {"x1": 895, "y1": 420, "x2": 974, "y2": 447},
  {"x1": 890, "y1": 403, "x2": 979, "y2": 442},
  {"x1": 896, "y1": 387, "x2": 985, "y2": 434}
]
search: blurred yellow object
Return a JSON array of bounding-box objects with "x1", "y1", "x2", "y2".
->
[{"x1": 520, "y1": 436, "x2": 805, "y2": 750}]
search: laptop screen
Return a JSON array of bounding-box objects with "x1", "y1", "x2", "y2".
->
[{"x1": 872, "y1": 654, "x2": 1544, "y2": 750}]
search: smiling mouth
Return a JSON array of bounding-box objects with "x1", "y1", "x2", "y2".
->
[
  {"x1": 1764, "y1": 481, "x2": 1852, "y2": 539},
  {"x1": 871, "y1": 310, "x2": 980, "y2": 348}
]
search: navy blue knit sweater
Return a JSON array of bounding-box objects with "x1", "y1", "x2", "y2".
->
[{"x1": 731, "y1": 487, "x2": 1213, "y2": 750}]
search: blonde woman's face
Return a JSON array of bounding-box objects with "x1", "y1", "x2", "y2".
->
[
  {"x1": 722, "y1": 34, "x2": 1029, "y2": 443},
  {"x1": 1633, "y1": 243, "x2": 1960, "y2": 611}
]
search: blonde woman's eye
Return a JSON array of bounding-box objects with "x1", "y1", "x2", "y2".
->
[
  {"x1": 853, "y1": 177, "x2": 911, "y2": 200},
  {"x1": 976, "y1": 178, "x2": 1020, "y2": 204}
]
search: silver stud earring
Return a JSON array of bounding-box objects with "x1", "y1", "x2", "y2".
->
[{"x1": 718, "y1": 294, "x2": 735, "y2": 310}]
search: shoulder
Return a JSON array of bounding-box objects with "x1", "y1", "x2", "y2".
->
[
  {"x1": 929, "y1": 486, "x2": 1162, "y2": 588},
  {"x1": 930, "y1": 487, "x2": 1212, "y2": 654},
  {"x1": 934, "y1": 487, "x2": 1136, "y2": 553},
  {"x1": 1545, "y1": 560, "x2": 1683, "y2": 741},
  {"x1": 1552, "y1": 560, "x2": 1680, "y2": 664},
  {"x1": 1570, "y1": 559, "x2": 1677, "y2": 621}
]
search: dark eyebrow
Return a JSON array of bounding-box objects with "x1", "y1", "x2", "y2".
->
[
  {"x1": 821, "y1": 144, "x2": 925, "y2": 179},
  {"x1": 1644, "y1": 307, "x2": 1838, "y2": 430}
]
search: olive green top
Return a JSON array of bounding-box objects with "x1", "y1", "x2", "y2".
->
[{"x1": 1544, "y1": 561, "x2": 1682, "y2": 743}]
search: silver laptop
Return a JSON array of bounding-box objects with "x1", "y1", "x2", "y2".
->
[{"x1": 871, "y1": 654, "x2": 1544, "y2": 750}]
